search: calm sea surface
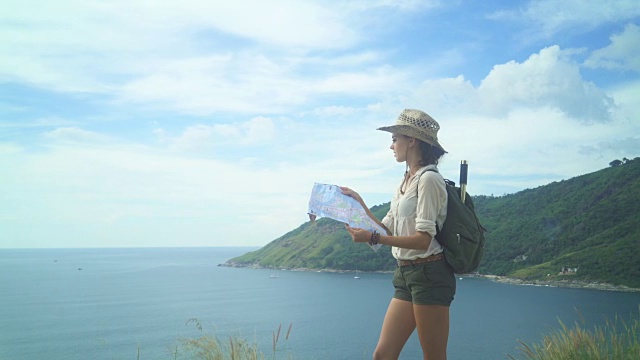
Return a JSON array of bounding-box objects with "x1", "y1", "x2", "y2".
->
[{"x1": 1, "y1": 247, "x2": 639, "y2": 360}]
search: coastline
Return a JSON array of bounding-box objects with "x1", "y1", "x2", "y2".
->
[
  {"x1": 474, "y1": 274, "x2": 640, "y2": 293},
  {"x1": 220, "y1": 262, "x2": 640, "y2": 293}
]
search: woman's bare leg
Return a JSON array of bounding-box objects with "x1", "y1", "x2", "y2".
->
[
  {"x1": 373, "y1": 298, "x2": 417, "y2": 360},
  {"x1": 414, "y1": 304, "x2": 450, "y2": 360}
]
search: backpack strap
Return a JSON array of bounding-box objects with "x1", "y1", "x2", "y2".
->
[
  {"x1": 422, "y1": 168, "x2": 455, "y2": 186},
  {"x1": 415, "y1": 168, "x2": 451, "y2": 235},
  {"x1": 417, "y1": 168, "x2": 455, "y2": 196}
]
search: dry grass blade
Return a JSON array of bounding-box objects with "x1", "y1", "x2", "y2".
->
[{"x1": 285, "y1": 323, "x2": 293, "y2": 341}]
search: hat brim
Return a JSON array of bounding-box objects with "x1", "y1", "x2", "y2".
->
[{"x1": 377, "y1": 125, "x2": 447, "y2": 153}]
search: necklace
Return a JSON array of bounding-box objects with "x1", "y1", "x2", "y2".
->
[{"x1": 400, "y1": 167, "x2": 411, "y2": 195}]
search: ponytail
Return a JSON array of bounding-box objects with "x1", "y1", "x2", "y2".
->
[{"x1": 418, "y1": 141, "x2": 445, "y2": 166}]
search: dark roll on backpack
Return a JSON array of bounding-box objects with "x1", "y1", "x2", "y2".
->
[{"x1": 420, "y1": 169, "x2": 486, "y2": 274}]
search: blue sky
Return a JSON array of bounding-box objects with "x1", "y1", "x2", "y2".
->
[{"x1": 1, "y1": 0, "x2": 639, "y2": 248}]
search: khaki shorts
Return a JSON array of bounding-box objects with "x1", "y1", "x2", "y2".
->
[{"x1": 392, "y1": 258, "x2": 456, "y2": 306}]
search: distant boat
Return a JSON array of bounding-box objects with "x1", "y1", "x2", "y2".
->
[
  {"x1": 269, "y1": 275, "x2": 279, "y2": 278},
  {"x1": 354, "y1": 268, "x2": 360, "y2": 279}
]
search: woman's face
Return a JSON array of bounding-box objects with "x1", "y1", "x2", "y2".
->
[{"x1": 390, "y1": 133, "x2": 410, "y2": 162}]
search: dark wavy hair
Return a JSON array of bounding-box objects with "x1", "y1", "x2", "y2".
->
[
  {"x1": 399, "y1": 139, "x2": 446, "y2": 194},
  {"x1": 417, "y1": 140, "x2": 445, "y2": 166}
]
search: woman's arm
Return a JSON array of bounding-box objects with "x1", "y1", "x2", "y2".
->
[
  {"x1": 345, "y1": 225, "x2": 432, "y2": 250},
  {"x1": 340, "y1": 187, "x2": 392, "y2": 235}
]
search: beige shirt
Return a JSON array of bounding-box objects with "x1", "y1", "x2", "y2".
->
[{"x1": 381, "y1": 165, "x2": 448, "y2": 260}]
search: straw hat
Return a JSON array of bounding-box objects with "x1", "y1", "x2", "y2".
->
[{"x1": 377, "y1": 109, "x2": 446, "y2": 152}]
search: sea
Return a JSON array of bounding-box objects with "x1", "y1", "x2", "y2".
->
[{"x1": 1, "y1": 247, "x2": 639, "y2": 360}]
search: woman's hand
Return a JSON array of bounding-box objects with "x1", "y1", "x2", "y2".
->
[
  {"x1": 340, "y1": 186, "x2": 363, "y2": 204},
  {"x1": 345, "y1": 224, "x2": 371, "y2": 244}
]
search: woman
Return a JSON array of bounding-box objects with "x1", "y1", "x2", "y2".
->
[{"x1": 341, "y1": 109, "x2": 455, "y2": 360}]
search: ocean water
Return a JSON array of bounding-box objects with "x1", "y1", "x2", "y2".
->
[{"x1": 1, "y1": 247, "x2": 639, "y2": 360}]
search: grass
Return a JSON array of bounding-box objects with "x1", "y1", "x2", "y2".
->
[
  {"x1": 168, "y1": 320, "x2": 295, "y2": 360},
  {"x1": 509, "y1": 309, "x2": 640, "y2": 360},
  {"x1": 132, "y1": 310, "x2": 639, "y2": 360}
]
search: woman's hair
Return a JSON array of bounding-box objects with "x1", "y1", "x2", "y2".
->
[{"x1": 417, "y1": 140, "x2": 445, "y2": 166}]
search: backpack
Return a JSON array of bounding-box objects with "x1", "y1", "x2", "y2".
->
[{"x1": 419, "y1": 169, "x2": 486, "y2": 273}]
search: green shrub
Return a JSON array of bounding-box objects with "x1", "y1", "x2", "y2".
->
[{"x1": 509, "y1": 310, "x2": 640, "y2": 360}]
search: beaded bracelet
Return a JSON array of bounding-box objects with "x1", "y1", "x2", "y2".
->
[{"x1": 369, "y1": 230, "x2": 380, "y2": 246}]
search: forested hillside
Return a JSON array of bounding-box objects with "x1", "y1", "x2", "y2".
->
[
  {"x1": 224, "y1": 158, "x2": 640, "y2": 288},
  {"x1": 475, "y1": 157, "x2": 640, "y2": 287}
]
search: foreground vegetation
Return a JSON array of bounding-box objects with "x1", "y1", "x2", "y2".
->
[
  {"x1": 509, "y1": 312, "x2": 640, "y2": 360},
  {"x1": 161, "y1": 311, "x2": 640, "y2": 360},
  {"x1": 167, "y1": 321, "x2": 295, "y2": 360}
]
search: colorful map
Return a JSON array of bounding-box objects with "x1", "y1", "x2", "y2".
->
[{"x1": 307, "y1": 183, "x2": 384, "y2": 251}]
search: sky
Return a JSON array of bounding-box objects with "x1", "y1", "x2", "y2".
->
[{"x1": 1, "y1": 0, "x2": 639, "y2": 249}]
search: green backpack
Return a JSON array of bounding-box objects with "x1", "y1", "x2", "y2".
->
[{"x1": 420, "y1": 169, "x2": 486, "y2": 274}]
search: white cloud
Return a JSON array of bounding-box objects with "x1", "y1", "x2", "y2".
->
[
  {"x1": 0, "y1": 123, "x2": 389, "y2": 247},
  {"x1": 117, "y1": 53, "x2": 302, "y2": 114},
  {"x1": 45, "y1": 127, "x2": 116, "y2": 144},
  {"x1": 312, "y1": 66, "x2": 406, "y2": 95},
  {"x1": 310, "y1": 106, "x2": 360, "y2": 117},
  {"x1": 0, "y1": 117, "x2": 78, "y2": 129},
  {"x1": 389, "y1": 44, "x2": 637, "y2": 195},
  {"x1": 1, "y1": 1, "x2": 638, "y2": 248},
  {"x1": 413, "y1": 75, "x2": 477, "y2": 116},
  {"x1": 116, "y1": 51, "x2": 412, "y2": 115},
  {"x1": 3, "y1": 61, "x2": 637, "y2": 248},
  {"x1": 0, "y1": 142, "x2": 22, "y2": 154},
  {"x1": 0, "y1": 0, "x2": 438, "y2": 115},
  {"x1": 584, "y1": 23, "x2": 640, "y2": 72},
  {"x1": 241, "y1": 117, "x2": 276, "y2": 145},
  {"x1": 346, "y1": 0, "x2": 443, "y2": 11},
  {"x1": 437, "y1": 107, "x2": 639, "y2": 195},
  {"x1": 607, "y1": 79, "x2": 640, "y2": 121},
  {"x1": 187, "y1": 1, "x2": 357, "y2": 48},
  {"x1": 409, "y1": 46, "x2": 617, "y2": 124},
  {"x1": 166, "y1": 125, "x2": 218, "y2": 152},
  {"x1": 311, "y1": 51, "x2": 385, "y2": 67},
  {"x1": 0, "y1": 0, "x2": 361, "y2": 94},
  {"x1": 478, "y1": 46, "x2": 615, "y2": 123},
  {"x1": 579, "y1": 137, "x2": 640, "y2": 156},
  {"x1": 1, "y1": 0, "x2": 359, "y2": 51},
  {"x1": 518, "y1": 0, "x2": 640, "y2": 36},
  {"x1": 157, "y1": 116, "x2": 276, "y2": 152}
]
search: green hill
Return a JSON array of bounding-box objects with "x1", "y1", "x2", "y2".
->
[
  {"x1": 224, "y1": 203, "x2": 397, "y2": 272},
  {"x1": 224, "y1": 158, "x2": 640, "y2": 288}
]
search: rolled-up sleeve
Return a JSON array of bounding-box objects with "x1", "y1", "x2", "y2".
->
[
  {"x1": 381, "y1": 209, "x2": 394, "y2": 234},
  {"x1": 415, "y1": 173, "x2": 447, "y2": 238}
]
